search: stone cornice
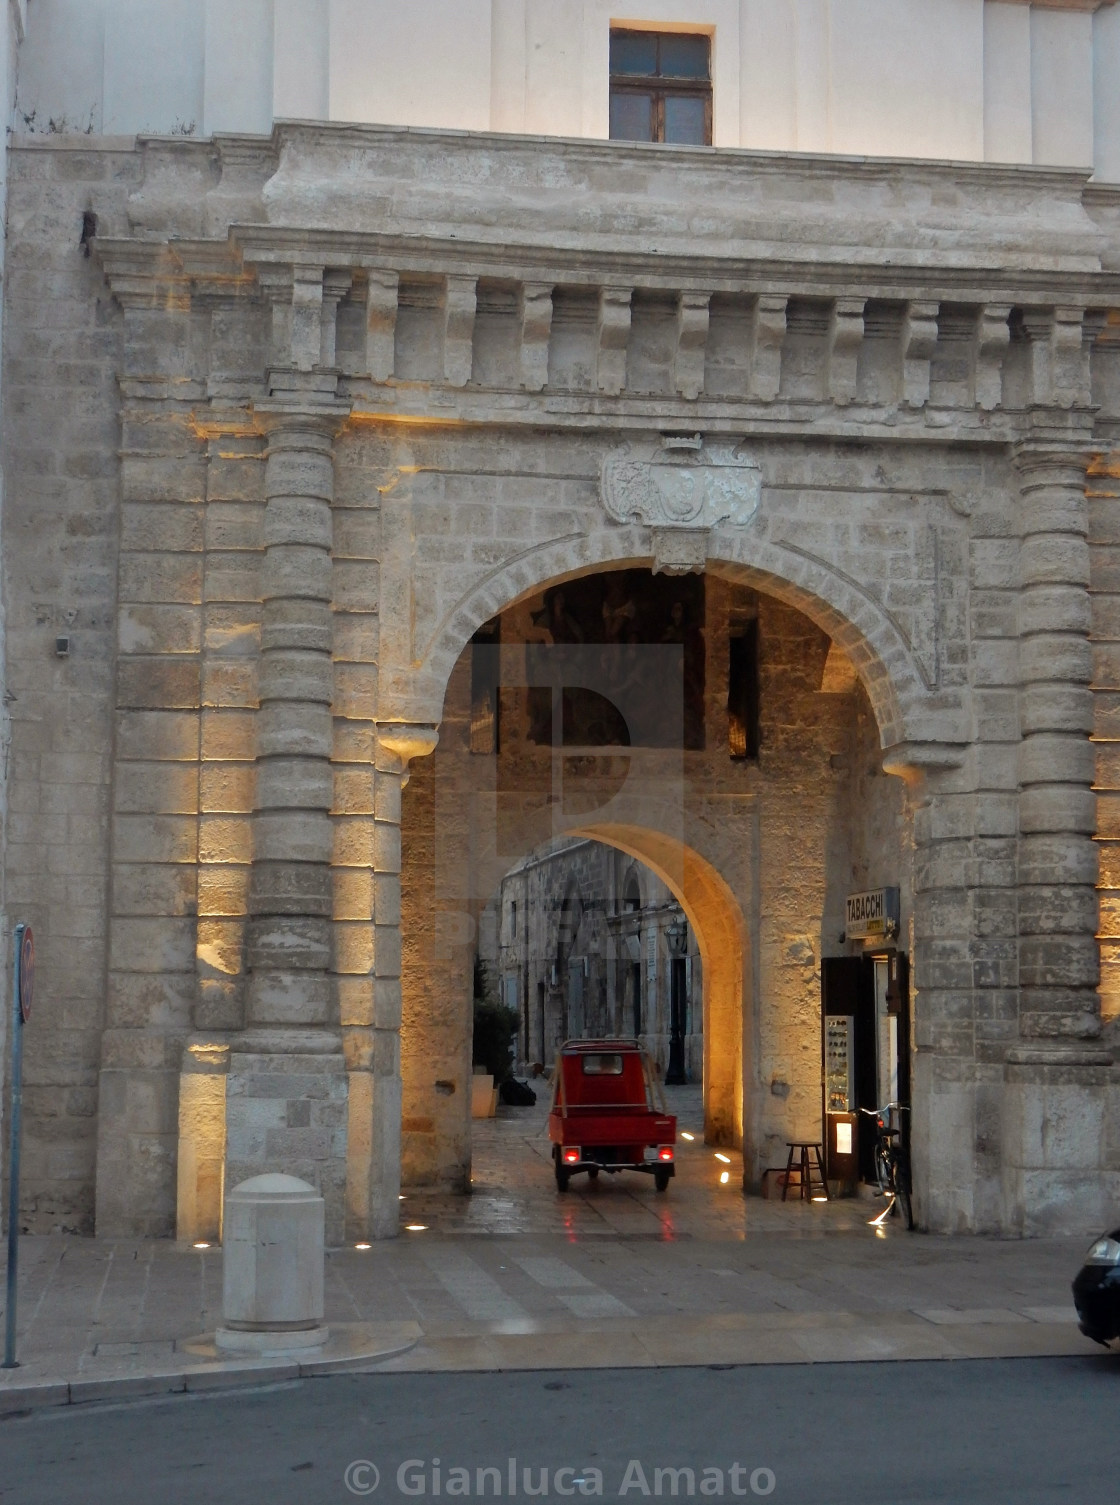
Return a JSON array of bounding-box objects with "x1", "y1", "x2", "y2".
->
[
  {"x1": 94, "y1": 230, "x2": 1120, "y2": 309},
  {"x1": 266, "y1": 118, "x2": 1095, "y2": 196}
]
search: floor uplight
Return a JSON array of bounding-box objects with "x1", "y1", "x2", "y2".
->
[
  {"x1": 405, "y1": 1223, "x2": 428, "y2": 1232},
  {"x1": 192, "y1": 1242, "x2": 211, "y2": 1250},
  {"x1": 680, "y1": 1132, "x2": 695, "y2": 1141},
  {"x1": 715, "y1": 1152, "x2": 731, "y2": 1164},
  {"x1": 719, "y1": 1171, "x2": 730, "y2": 1185},
  {"x1": 811, "y1": 1196, "x2": 829, "y2": 1204},
  {"x1": 355, "y1": 1242, "x2": 372, "y2": 1250}
]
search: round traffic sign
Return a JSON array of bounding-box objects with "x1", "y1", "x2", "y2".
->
[{"x1": 18, "y1": 926, "x2": 33, "y2": 1023}]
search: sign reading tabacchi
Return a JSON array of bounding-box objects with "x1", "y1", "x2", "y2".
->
[{"x1": 845, "y1": 887, "x2": 900, "y2": 940}]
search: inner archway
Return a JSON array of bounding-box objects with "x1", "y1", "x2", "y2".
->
[
  {"x1": 561, "y1": 823, "x2": 747, "y2": 1153},
  {"x1": 399, "y1": 559, "x2": 909, "y2": 1216}
]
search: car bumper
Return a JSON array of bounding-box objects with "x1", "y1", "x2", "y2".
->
[{"x1": 1072, "y1": 1265, "x2": 1120, "y2": 1342}]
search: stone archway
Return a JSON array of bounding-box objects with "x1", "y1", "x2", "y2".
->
[
  {"x1": 397, "y1": 533, "x2": 926, "y2": 1212},
  {"x1": 464, "y1": 820, "x2": 748, "y2": 1185},
  {"x1": 382, "y1": 510, "x2": 963, "y2": 754},
  {"x1": 565, "y1": 823, "x2": 748, "y2": 1154}
]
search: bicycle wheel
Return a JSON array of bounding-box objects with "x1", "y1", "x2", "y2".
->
[
  {"x1": 892, "y1": 1155, "x2": 914, "y2": 1229},
  {"x1": 895, "y1": 1183, "x2": 913, "y2": 1229},
  {"x1": 875, "y1": 1146, "x2": 891, "y2": 1197}
]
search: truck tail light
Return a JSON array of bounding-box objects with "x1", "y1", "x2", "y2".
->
[
  {"x1": 562, "y1": 1147, "x2": 580, "y2": 1164},
  {"x1": 658, "y1": 1147, "x2": 674, "y2": 1162}
]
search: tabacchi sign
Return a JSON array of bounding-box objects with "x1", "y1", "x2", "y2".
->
[{"x1": 845, "y1": 887, "x2": 900, "y2": 941}]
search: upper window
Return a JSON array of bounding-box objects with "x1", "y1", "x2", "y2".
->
[{"x1": 609, "y1": 29, "x2": 712, "y2": 146}]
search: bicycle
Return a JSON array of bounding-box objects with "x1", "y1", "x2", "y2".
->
[{"x1": 859, "y1": 1103, "x2": 914, "y2": 1230}]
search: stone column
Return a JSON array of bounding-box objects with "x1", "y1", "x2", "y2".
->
[
  {"x1": 1006, "y1": 430, "x2": 1113, "y2": 1233},
  {"x1": 1013, "y1": 435, "x2": 1100, "y2": 1042},
  {"x1": 225, "y1": 395, "x2": 351, "y2": 1244}
]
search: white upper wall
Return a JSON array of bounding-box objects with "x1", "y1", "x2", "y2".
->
[{"x1": 13, "y1": 0, "x2": 1120, "y2": 176}]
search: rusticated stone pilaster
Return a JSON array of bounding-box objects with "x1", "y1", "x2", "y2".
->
[
  {"x1": 221, "y1": 392, "x2": 352, "y2": 1243},
  {"x1": 1014, "y1": 433, "x2": 1100, "y2": 1041},
  {"x1": 246, "y1": 407, "x2": 346, "y2": 1028}
]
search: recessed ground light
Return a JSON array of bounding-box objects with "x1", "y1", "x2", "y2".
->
[
  {"x1": 715, "y1": 1152, "x2": 731, "y2": 1164},
  {"x1": 680, "y1": 1132, "x2": 695, "y2": 1141},
  {"x1": 192, "y1": 1241, "x2": 211, "y2": 1250},
  {"x1": 719, "y1": 1171, "x2": 730, "y2": 1185},
  {"x1": 399, "y1": 1194, "x2": 406, "y2": 1201},
  {"x1": 355, "y1": 1242, "x2": 372, "y2": 1250},
  {"x1": 405, "y1": 1223, "x2": 428, "y2": 1232},
  {"x1": 811, "y1": 1196, "x2": 829, "y2": 1204}
]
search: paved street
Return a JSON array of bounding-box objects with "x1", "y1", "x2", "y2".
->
[
  {"x1": 0, "y1": 1088, "x2": 1108, "y2": 1400},
  {"x1": 3, "y1": 1357, "x2": 1120, "y2": 1504}
]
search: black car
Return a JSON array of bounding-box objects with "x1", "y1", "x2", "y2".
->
[{"x1": 1072, "y1": 1228, "x2": 1120, "y2": 1345}]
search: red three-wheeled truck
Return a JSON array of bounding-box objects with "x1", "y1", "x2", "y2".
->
[{"x1": 548, "y1": 1039, "x2": 677, "y2": 1192}]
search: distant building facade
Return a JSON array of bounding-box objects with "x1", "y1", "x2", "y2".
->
[{"x1": 482, "y1": 839, "x2": 703, "y2": 1080}]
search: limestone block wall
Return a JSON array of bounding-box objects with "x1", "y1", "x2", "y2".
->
[
  {"x1": 0, "y1": 0, "x2": 27, "y2": 1187},
  {"x1": 2, "y1": 138, "x2": 133, "y2": 1230},
  {"x1": 3, "y1": 121, "x2": 1120, "y2": 1236}
]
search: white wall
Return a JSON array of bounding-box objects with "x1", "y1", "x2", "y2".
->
[
  {"x1": 274, "y1": 0, "x2": 328, "y2": 120},
  {"x1": 205, "y1": 0, "x2": 273, "y2": 136},
  {"x1": 330, "y1": 0, "x2": 492, "y2": 130},
  {"x1": 1030, "y1": 3, "x2": 1095, "y2": 167},
  {"x1": 11, "y1": 0, "x2": 1120, "y2": 174},
  {"x1": 103, "y1": 0, "x2": 203, "y2": 135},
  {"x1": 827, "y1": 0, "x2": 984, "y2": 160},
  {"x1": 1096, "y1": 0, "x2": 1120, "y2": 181},
  {"x1": 984, "y1": 1, "x2": 1032, "y2": 164}
]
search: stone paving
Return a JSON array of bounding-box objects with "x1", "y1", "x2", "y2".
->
[{"x1": 0, "y1": 1087, "x2": 1109, "y2": 1408}]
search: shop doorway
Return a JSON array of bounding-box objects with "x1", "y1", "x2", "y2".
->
[{"x1": 821, "y1": 954, "x2": 911, "y2": 1185}]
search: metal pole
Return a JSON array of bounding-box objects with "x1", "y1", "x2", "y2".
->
[{"x1": 4, "y1": 922, "x2": 25, "y2": 1368}]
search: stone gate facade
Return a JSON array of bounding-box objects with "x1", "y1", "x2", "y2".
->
[{"x1": 4, "y1": 120, "x2": 1120, "y2": 1242}]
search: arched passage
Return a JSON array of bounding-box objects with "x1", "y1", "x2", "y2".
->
[
  {"x1": 382, "y1": 511, "x2": 965, "y2": 752},
  {"x1": 398, "y1": 552, "x2": 919, "y2": 1210},
  {"x1": 564, "y1": 823, "x2": 748, "y2": 1153}
]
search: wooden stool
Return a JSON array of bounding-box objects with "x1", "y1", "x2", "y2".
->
[{"x1": 782, "y1": 1142, "x2": 829, "y2": 1202}]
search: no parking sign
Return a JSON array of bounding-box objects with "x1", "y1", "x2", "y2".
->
[{"x1": 18, "y1": 925, "x2": 33, "y2": 1023}]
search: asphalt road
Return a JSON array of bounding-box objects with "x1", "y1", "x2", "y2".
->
[{"x1": 2, "y1": 1357, "x2": 1118, "y2": 1505}]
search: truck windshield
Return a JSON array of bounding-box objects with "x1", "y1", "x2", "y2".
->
[{"x1": 582, "y1": 1054, "x2": 624, "y2": 1075}]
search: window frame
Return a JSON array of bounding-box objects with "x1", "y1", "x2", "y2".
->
[{"x1": 608, "y1": 28, "x2": 713, "y2": 147}]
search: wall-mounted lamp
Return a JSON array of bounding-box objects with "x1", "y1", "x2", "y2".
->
[{"x1": 666, "y1": 918, "x2": 689, "y2": 958}]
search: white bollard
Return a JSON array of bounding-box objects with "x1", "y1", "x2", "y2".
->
[{"x1": 215, "y1": 1173, "x2": 328, "y2": 1353}]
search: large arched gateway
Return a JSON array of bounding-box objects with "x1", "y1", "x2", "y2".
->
[{"x1": 4, "y1": 115, "x2": 1118, "y2": 1245}]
